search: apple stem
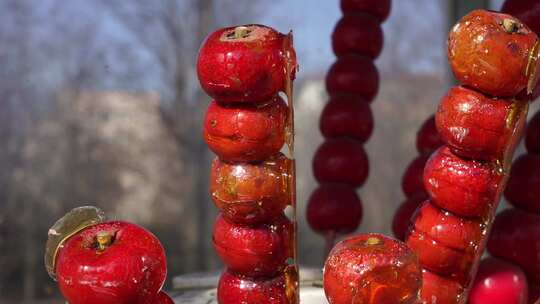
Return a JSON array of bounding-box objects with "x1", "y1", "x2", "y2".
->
[
  {"x1": 234, "y1": 26, "x2": 249, "y2": 39},
  {"x1": 502, "y1": 19, "x2": 520, "y2": 34},
  {"x1": 96, "y1": 231, "x2": 113, "y2": 250},
  {"x1": 365, "y1": 236, "x2": 381, "y2": 246}
]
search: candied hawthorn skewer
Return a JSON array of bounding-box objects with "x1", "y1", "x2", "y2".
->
[
  {"x1": 404, "y1": 9, "x2": 539, "y2": 304},
  {"x1": 307, "y1": 0, "x2": 391, "y2": 255},
  {"x1": 198, "y1": 24, "x2": 298, "y2": 304}
]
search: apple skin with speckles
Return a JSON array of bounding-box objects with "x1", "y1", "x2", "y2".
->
[{"x1": 55, "y1": 221, "x2": 167, "y2": 304}]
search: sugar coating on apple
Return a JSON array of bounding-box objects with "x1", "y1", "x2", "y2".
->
[
  {"x1": 326, "y1": 54, "x2": 379, "y2": 102},
  {"x1": 423, "y1": 146, "x2": 501, "y2": 218},
  {"x1": 504, "y1": 154, "x2": 540, "y2": 213},
  {"x1": 306, "y1": 184, "x2": 363, "y2": 234},
  {"x1": 204, "y1": 96, "x2": 288, "y2": 162},
  {"x1": 332, "y1": 13, "x2": 383, "y2": 58},
  {"x1": 209, "y1": 153, "x2": 291, "y2": 225},
  {"x1": 448, "y1": 10, "x2": 539, "y2": 97},
  {"x1": 323, "y1": 233, "x2": 422, "y2": 304},
  {"x1": 392, "y1": 195, "x2": 425, "y2": 241},
  {"x1": 218, "y1": 270, "x2": 288, "y2": 304},
  {"x1": 416, "y1": 115, "x2": 444, "y2": 155},
  {"x1": 401, "y1": 154, "x2": 429, "y2": 199},
  {"x1": 340, "y1": 0, "x2": 392, "y2": 22},
  {"x1": 436, "y1": 86, "x2": 514, "y2": 160},
  {"x1": 213, "y1": 214, "x2": 291, "y2": 278},
  {"x1": 319, "y1": 95, "x2": 373, "y2": 142},
  {"x1": 55, "y1": 221, "x2": 167, "y2": 304},
  {"x1": 468, "y1": 257, "x2": 528, "y2": 304},
  {"x1": 313, "y1": 138, "x2": 369, "y2": 187},
  {"x1": 420, "y1": 269, "x2": 464, "y2": 304},
  {"x1": 197, "y1": 24, "x2": 296, "y2": 103}
]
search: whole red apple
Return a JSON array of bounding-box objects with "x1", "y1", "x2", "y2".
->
[
  {"x1": 504, "y1": 154, "x2": 540, "y2": 213},
  {"x1": 340, "y1": 0, "x2": 391, "y2": 22},
  {"x1": 420, "y1": 269, "x2": 463, "y2": 304},
  {"x1": 332, "y1": 13, "x2": 383, "y2": 58},
  {"x1": 217, "y1": 270, "x2": 288, "y2": 304},
  {"x1": 416, "y1": 115, "x2": 444, "y2": 155},
  {"x1": 401, "y1": 154, "x2": 429, "y2": 199},
  {"x1": 55, "y1": 221, "x2": 167, "y2": 304},
  {"x1": 468, "y1": 257, "x2": 528, "y2": 304},
  {"x1": 392, "y1": 195, "x2": 425, "y2": 241},
  {"x1": 326, "y1": 54, "x2": 379, "y2": 102},
  {"x1": 319, "y1": 95, "x2": 373, "y2": 142},
  {"x1": 197, "y1": 24, "x2": 295, "y2": 103},
  {"x1": 324, "y1": 233, "x2": 421, "y2": 304}
]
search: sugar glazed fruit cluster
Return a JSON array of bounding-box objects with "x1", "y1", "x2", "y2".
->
[{"x1": 197, "y1": 24, "x2": 298, "y2": 304}]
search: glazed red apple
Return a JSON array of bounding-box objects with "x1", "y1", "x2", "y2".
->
[
  {"x1": 306, "y1": 184, "x2": 363, "y2": 234},
  {"x1": 55, "y1": 221, "x2": 167, "y2": 304},
  {"x1": 326, "y1": 54, "x2": 379, "y2": 102},
  {"x1": 423, "y1": 146, "x2": 501, "y2": 217},
  {"x1": 436, "y1": 86, "x2": 513, "y2": 160},
  {"x1": 213, "y1": 214, "x2": 291, "y2": 277},
  {"x1": 468, "y1": 257, "x2": 528, "y2": 304},
  {"x1": 448, "y1": 10, "x2": 538, "y2": 97},
  {"x1": 401, "y1": 154, "x2": 429, "y2": 198},
  {"x1": 332, "y1": 13, "x2": 383, "y2": 58},
  {"x1": 525, "y1": 111, "x2": 540, "y2": 153},
  {"x1": 204, "y1": 96, "x2": 287, "y2": 162},
  {"x1": 218, "y1": 270, "x2": 288, "y2": 304},
  {"x1": 324, "y1": 234, "x2": 421, "y2": 304},
  {"x1": 488, "y1": 209, "x2": 540, "y2": 282},
  {"x1": 319, "y1": 95, "x2": 373, "y2": 142},
  {"x1": 197, "y1": 24, "x2": 295, "y2": 103},
  {"x1": 504, "y1": 154, "x2": 540, "y2": 213},
  {"x1": 420, "y1": 269, "x2": 463, "y2": 304},
  {"x1": 210, "y1": 153, "x2": 291, "y2": 225},
  {"x1": 392, "y1": 195, "x2": 425, "y2": 241},
  {"x1": 155, "y1": 291, "x2": 175, "y2": 304},
  {"x1": 340, "y1": 0, "x2": 391, "y2": 22},
  {"x1": 416, "y1": 115, "x2": 444, "y2": 155},
  {"x1": 313, "y1": 138, "x2": 369, "y2": 187}
]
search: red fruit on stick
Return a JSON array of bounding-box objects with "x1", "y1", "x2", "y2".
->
[
  {"x1": 401, "y1": 154, "x2": 429, "y2": 198},
  {"x1": 416, "y1": 115, "x2": 444, "y2": 155},
  {"x1": 468, "y1": 257, "x2": 528, "y2": 304},
  {"x1": 436, "y1": 86, "x2": 514, "y2": 160},
  {"x1": 423, "y1": 146, "x2": 501, "y2": 218},
  {"x1": 155, "y1": 291, "x2": 175, "y2": 304},
  {"x1": 326, "y1": 54, "x2": 379, "y2": 102},
  {"x1": 197, "y1": 24, "x2": 295, "y2": 103},
  {"x1": 332, "y1": 13, "x2": 383, "y2": 58},
  {"x1": 212, "y1": 214, "x2": 291, "y2": 278},
  {"x1": 319, "y1": 95, "x2": 373, "y2": 142},
  {"x1": 313, "y1": 138, "x2": 369, "y2": 187},
  {"x1": 488, "y1": 209, "x2": 540, "y2": 282},
  {"x1": 392, "y1": 195, "x2": 425, "y2": 241},
  {"x1": 306, "y1": 184, "x2": 363, "y2": 235},
  {"x1": 204, "y1": 96, "x2": 287, "y2": 162},
  {"x1": 420, "y1": 269, "x2": 464, "y2": 304},
  {"x1": 55, "y1": 221, "x2": 167, "y2": 304},
  {"x1": 340, "y1": 0, "x2": 391, "y2": 22},
  {"x1": 504, "y1": 154, "x2": 540, "y2": 213},
  {"x1": 525, "y1": 111, "x2": 540, "y2": 153},
  {"x1": 448, "y1": 10, "x2": 539, "y2": 97},
  {"x1": 324, "y1": 234, "x2": 422, "y2": 304},
  {"x1": 210, "y1": 153, "x2": 291, "y2": 225},
  {"x1": 217, "y1": 270, "x2": 288, "y2": 304}
]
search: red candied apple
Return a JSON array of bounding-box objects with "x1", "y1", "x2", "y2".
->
[
  {"x1": 313, "y1": 138, "x2": 369, "y2": 187},
  {"x1": 55, "y1": 221, "x2": 167, "y2": 304},
  {"x1": 402, "y1": 154, "x2": 429, "y2": 198},
  {"x1": 436, "y1": 86, "x2": 514, "y2": 160},
  {"x1": 324, "y1": 234, "x2": 421, "y2": 304},
  {"x1": 218, "y1": 270, "x2": 288, "y2": 304},
  {"x1": 488, "y1": 209, "x2": 540, "y2": 282},
  {"x1": 213, "y1": 214, "x2": 291, "y2": 277},
  {"x1": 197, "y1": 24, "x2": 295, "y2": 103},
  {"x1": 526, "y1": 111, "x2": 540, "y2": 153},
  {"x1": 326, "y1": 54, "x2": 379, "y2": 102},
  {"x1": 468, "y1": 257, "x2": 528, "y2": 304},
  {"x1": 505, "y1": 154, "x2": 540, "y2": 213},
  {"x1": 392, "y1": 195, "x2": 425, "y2": 241},
  {"x1": 306, "y1": 184, "x2": 363, "y2": 234},
  {"x1": 423, "y1": 146, "x2": 502, "y2": 217},
  {"x1": 416, "y1": 115, "x2": 444, "y2": 155},
  {"x1": 448, "y1": 10, "x2": 538, "y2": 97},
  {"x1": 340, "y1": 0, "x2": 391, "y2": 22},
  {"x1": 210, "y1": 153, "x2": 291, "y2": 225},
  {"x1": 319, "y1": 95, "x2": 373, "y2": 142},
  {"x1": 204, "y1": 96, "x2": 287, "y2": 162},
  {"x1": 421, "y1": 269, "x2": 464, "y2": 304},
  {"x1": 502, "y1": 0, "x2": 540, "y2": 36},
  {"x1": 155, "y1": 291, "x2": 174, "y2": 304},
  {"x1": 332, "y1": 13, "x2": 383, "y2": 58}
]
